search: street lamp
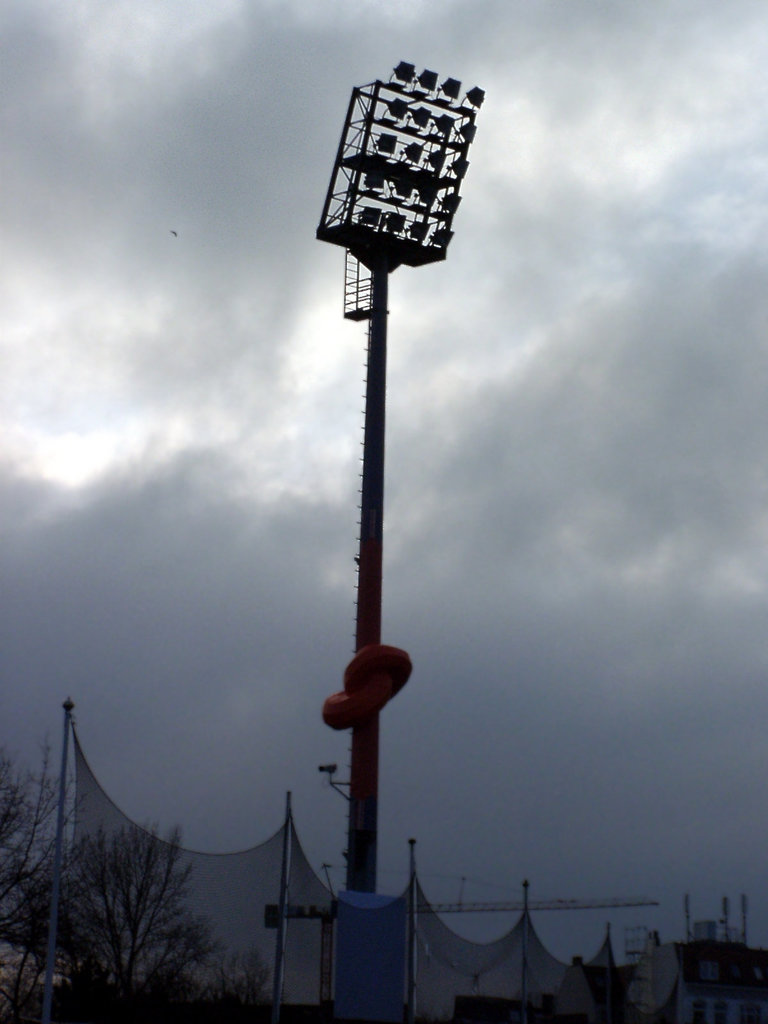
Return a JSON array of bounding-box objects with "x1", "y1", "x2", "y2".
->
[
  {"x1": 317, "y1": 63, "x2": 483, "y2": 894},
  {"x1": 318, "y1": 763, "x2": 350, "y2": 801}
]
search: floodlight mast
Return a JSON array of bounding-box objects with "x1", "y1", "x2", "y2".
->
[{"x1": 318, "y1": 63, "x2": 483, "y2": 894}]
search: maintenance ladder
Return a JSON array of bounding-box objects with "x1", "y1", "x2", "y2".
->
[{"x1": 344, "y1": 251, "x2": 373, "y2": 320}]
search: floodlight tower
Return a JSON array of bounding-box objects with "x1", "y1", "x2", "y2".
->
[{"x1": 318, "y1": 62, "x2": 484, "y2": 893}]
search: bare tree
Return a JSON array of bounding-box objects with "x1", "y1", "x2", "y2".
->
[
  {"x1": 64, "y1": 824, "x2": 216, "y2": 1005},
  {"x1": 0, "y1": 747, "x2": 57, "y2": 1024},
  {"x1": 204, "y1": 947, "x2": 270, "y2": 1006}
]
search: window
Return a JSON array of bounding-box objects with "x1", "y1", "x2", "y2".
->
[
  {"x1": 754, "y1": 967, "x2": 764, "y2": 982},
  {"x1": 694, "y1": 1001, "x2": 708, "y2": 1024},
  {"x1": 741, "y1": 1005, "x2": 761, "y2": 1024},
  {"x1": 715, "y1": 1002, "x2": 727, "y2": 1024},
  {"x1": 701, "y1": 962, "x2": 720, "y2": 982}
]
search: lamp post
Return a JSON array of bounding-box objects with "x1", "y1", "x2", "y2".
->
[{"x1": 318, "y1": 62, "x2": 484, "y2": 894}]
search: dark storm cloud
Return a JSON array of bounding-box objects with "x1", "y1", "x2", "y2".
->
[
  {"x1": 0, "y1": 453, "x2": 355, "y2": 831},
  {"x1": 4, "y1": 0, "x2": 768, "y2": 961},
  {"x1": 375, "y1": 244, "x2": 768, "y2": 947}
]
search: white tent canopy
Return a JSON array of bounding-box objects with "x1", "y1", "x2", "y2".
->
[{"x1": 73, "y1": 729, "x2": 567, "y2": 1017}]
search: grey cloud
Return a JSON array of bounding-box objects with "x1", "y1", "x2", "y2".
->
[{"x1": 4, "y1": 0, "x2": 768, "y2": 964}]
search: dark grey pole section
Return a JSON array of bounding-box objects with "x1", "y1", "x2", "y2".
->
[
  {"x1": 606, "y1": 922, "x2": 612, "y2": 1024},
  {"x1": 42, "y1": 697, "x2": 74, "y2": 1024},
  {"x1": 407, "y1": 838, "x2": 417, "y2": 1024},
  {"x1": 271, "y1": 791, "x2": 292, "y2": 1024},
  {"x1": 521, "y1": 879, "x2": 529, "y2": 1024}
]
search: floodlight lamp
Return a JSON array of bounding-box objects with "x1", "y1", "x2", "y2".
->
[
  {"x1": 409, "y1": 221, "x2": 428, "y2": 241},
  {"x1": 410, "y1": 106, "x2": 431, "y2": 129},
  {"x1": 450, "y1": 157, "x2": 470, "y2": 179},
  {"x1": 432, "y1": 228, "x2": 454, "y2": 247},
  {"x1": 465, "y1": 86, "x2": 485, "y2": 108},
  {"x1": 377, "y1": 133, "x2": 397, "y2": 155},
  {"x1": 426, "y1": 150, "x2": 445, "y2": 172},
  {"x1": 359, "y1": 207, "x2": 381, "y2": 227},
  {"x1": 417, "y1": 182, "x2": 437, "y2": 204},
  {"x1": 459, "y1": 122, "x2": 477, "y2": 144},
  {"x1": 403, "y1": 142, "x2": 423, "y2": 163},
  {"x1": 440, "y1": 193, "x2": 462, "y2": 215},
  {"x1": 388, "y1": 97, "x2": 409, "y2": 120},
  {"x1": 385, "y1": 212, "x2": 406, "y2": 233},
  {"x1": 393, "y1": 61, "x2": 416, "y2": 83},
  {"x1": 393, "y1": 177, "x2": 413, "y2": 198},
  {"x1": 364, "y1": 171, "x2": 385, "y2": 190},
  {"x1": 441, "y1": 77, "x2": 462, "y2": 101},
  {"x1": 418, "y1": 69, "x2": 438, "y2": 91},
  {"x1": 433, "y1": 113, "x2": 454, "y2": 137}
]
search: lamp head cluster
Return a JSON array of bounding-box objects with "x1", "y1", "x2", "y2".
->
[{"x1": 317, "y1": 63, "x2": 484, "y2": 270}]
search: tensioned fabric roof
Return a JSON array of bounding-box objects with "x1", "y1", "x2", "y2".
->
[{"x1": 72, "y1": 729, "x2": 567, "y2": 1017}]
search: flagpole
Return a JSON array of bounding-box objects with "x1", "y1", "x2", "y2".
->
[
  {"x1": 42, "y1": 698, "x2": 74, "y2": 1024},
  {"x1": 271, "y1": 791, "x2": 292, "y2": 1024}
]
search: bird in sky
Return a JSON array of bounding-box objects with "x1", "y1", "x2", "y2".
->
[{"x1": 170, "y1": 230, "x2": 178, "y2": 236}]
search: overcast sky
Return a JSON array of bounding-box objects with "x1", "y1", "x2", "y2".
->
[{"x1": 4, "y1": 0, "x2": 768, "y2": 962}]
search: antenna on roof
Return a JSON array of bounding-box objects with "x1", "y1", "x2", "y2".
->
[
  {"x1": 741, "y1": 894, "x2": 748, "y2": 945},
  {"x1": 684, "y1": 893, "x2": 691, "y2": 942},
  {"x1": 721, "y1": 896, "x2": 730, "y2": 941}
]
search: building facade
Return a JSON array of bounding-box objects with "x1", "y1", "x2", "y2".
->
[{"x1": 626, "y1": 936, "x2": 768, "y2": 1024}]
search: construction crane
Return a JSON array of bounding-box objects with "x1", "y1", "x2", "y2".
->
[
  {"x1": 421, "y1": 895, "x2": 658, "y2": 913},
  {"x1": 410, "y1": 881, "x2": 658, "y2": 1024},
  {"x1": 420, "y1": 875, "x2": 657, "y2": 914}
]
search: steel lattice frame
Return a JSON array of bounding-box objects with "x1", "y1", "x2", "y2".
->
[{"x1": 317, "y1": 68, "x2": 483, "y2": 269}]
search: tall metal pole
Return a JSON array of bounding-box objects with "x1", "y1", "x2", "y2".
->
[
  {"x1": 521, "y1": 879, "x2": 529, "y2": 1024},
  {"x1": 42, "y1": 697, "x2": 74, "y2": 1024},
  {"x1": 272, "y1": 791, "x2": 292, "y2": 1024},
  {"x1": 347, "y1": 253, "x2": 388, "y2": 893},
  {"x1": 742, "y1": 894, "x2": 748, "y2": 945},
  {"x1": 407, "y1": 838, "x2": 417, "y2": 1024},
  {"x1": 319, "y1": 66, "x2": 482, "y2": 897},
  {"x1": 606, "y1": 922, "x2": 612, "y2": 1024}
]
